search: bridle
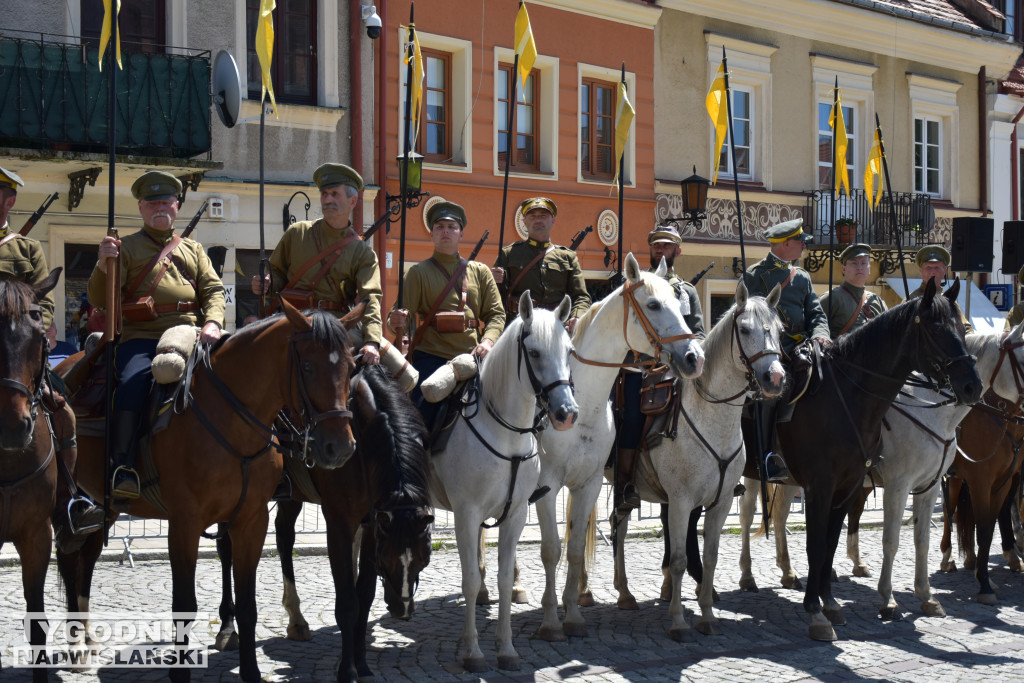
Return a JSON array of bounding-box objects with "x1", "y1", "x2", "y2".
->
[
  {"x1": 0, "y1": 305, "x2": 47, "y2": 426},
  {"x1": 695, "y1": 307, "x2": 782, "y2": 405}
]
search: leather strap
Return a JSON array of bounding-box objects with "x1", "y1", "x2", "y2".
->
[
  {"x1": 838, "y1": 286, "x2": 869, "y2": 336},
  {"x1": 265, "y1": 230, "x2": 359, "y2": 315},
  {"x1": 0, "y1": 233, "x2": 21, "y2": 250},
  {"x1": 506, "y1": 245, "x2": 554, "y2": 312},
  {"x1": 153, "y1": 301, "x2": 200, "y2": 314},
  {"x1": 125, "y1": 235, "x2": 183, "y2": 301},
  {"x1": 408, "y1": 257, "x2": 469, "y2": 356}
]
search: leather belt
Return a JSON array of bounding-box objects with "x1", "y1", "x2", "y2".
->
[
  {"x1": 154, "y1": 301, "x2": 200, "y2": 314},
  {"x1": 428, "y1": 318, "x2": 481, "y2": 331},
  {"x1": 316, "y1": 300, "x2": 350, "y2": 312}
]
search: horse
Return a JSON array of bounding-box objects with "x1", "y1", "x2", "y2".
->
[
  {"x1": 212, "y1": 363, "x2": 434, "y2": 683},
  {"x1": 607, "y1": 280, "x2": 785, "y2": 641},
  {"x1": 55, "y1": 301, "x2": 358, "y2": 682},
  {"x1": 428, "y1": 290, "x2": 578, "y2": 672},
  {"x1": 738, "y1": 279, "x2": 981, "y2": 641},
  {"x1": 0, "y1": 271, "x2": 61, "y2": 683}
]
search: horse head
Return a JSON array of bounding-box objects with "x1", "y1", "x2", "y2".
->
[
  {"x1": 990, "y1": 321, "x2": 1024, "y2": 406},
  {"x1": 733, "y1": 280, "x2": 786, "y2": 398},
  {"x1": 623, "y1": 253, "x2": 705, "y2": 379},
  {"x1": 914, "y1": 278, "x2": 982, "y2": 405},
  {"x1": 279, "y1": 298, "x2": 358, "y2": 468},
  {"x1": 516, "y1": 290, "x2": 579, "y2": 430},
  {"x1": 0, "y1": 270, "x2": 57, "y2": 450},
  {"x1": 375, "y1": 503, "x2": 434, "y2": 620}
]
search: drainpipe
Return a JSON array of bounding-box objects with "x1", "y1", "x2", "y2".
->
[
  {"x1": 350, "y1": 1, "x2": 364, "y2": 234},
  {"x1": 979, "y1": 67, "x2": 988, "y2": 288},
  {"x1": 1010, "y1": 100, "x2": 1024, "y2": 305}
]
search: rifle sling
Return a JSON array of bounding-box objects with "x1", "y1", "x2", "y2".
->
[
  {"x1": 265, "y1": 230, "x2": 359, "y2": 315},
  {"x1": 506, "y1": 245, "x2": 553, "y2": 311},
  {"x1": 124, "y1": 235, "x2": 184, "y2": 302},
  {"x1": 408, "y1": 257, "x2": 469, "y2": 356},
  {"x1": 838, "y1": 285, "x2": 869, "y2": 336}
]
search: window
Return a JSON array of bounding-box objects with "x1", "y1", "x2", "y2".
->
[
  {"x1": 81, "y1": 0, "x2": 166, "y2": 52},
  {"x1": 245, "y1": 0, "x2": 317, "y2": 106},
  {"x1": 497, "y1": 65, "x2": 539, "y2": 172},
  {"x1": 995, "y1": 0, "x2": 1023, "y2": 41},
  {"x1": 418, "y1": 49, "x2": 452, "y2": 163},
  {"x1": 817, "y1": 102, "x2": 855, "y2": 191},
  {"x1": 581, "y1": 78, "x2": 616, "y2": 179},
  {"x1": 914, "y1": 117, "x2": 941, "y2": 196},
  {"x1": 718, "y1": 88, "x2": 753, "y2": 179}
]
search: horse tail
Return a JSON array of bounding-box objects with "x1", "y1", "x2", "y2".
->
[{"x1": 954, "y1": 481, "x2": 974, "y2": 559}]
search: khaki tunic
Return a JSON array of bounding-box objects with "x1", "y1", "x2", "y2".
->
[
  {"x1": 908, "y1": 285, "x2": 974, "y2": 333},
  {"x1": 399, "y1": 251, "x2": 505, "y2": 359},
  {"x1": 268, "y1": 219, "x2": 383, "y2": 344},
  {"x1": 495, "y1": 240, "x2": 590, "y2": 319},
  {"x1": 0, "y1": 228, "x2": 54, "y2": 327},
  {"x1": 665, "y1": 268, "x2": 706, "y2": 342},
  {"x1": 743, "y1": 252, "x2": 830, "y2": 354},
  {"x1": 1007, "y1": 303, "x2": 1024, "y2": 330},
  {"x1": 818, "y1": 283, "x2": 887, "y2": 338},
  {"x1": 88, "y1": 226, "x2": 226, "y2": 342}
]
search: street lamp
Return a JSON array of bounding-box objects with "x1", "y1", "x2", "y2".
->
[
  {"x1": 364, "y1": 152, "x2": 430, "y2": 239},
  {"x1": 680, "y1": 166, "x2": 710, "y2": 225}
]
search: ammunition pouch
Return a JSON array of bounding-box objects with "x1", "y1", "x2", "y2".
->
[{"x1": 122, "y1": 296, "x2": 158, "y2": 323}]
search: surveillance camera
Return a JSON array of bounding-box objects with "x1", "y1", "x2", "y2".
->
[{"x1": 362, "y1": 5, "x2": 382, "y2": 40}]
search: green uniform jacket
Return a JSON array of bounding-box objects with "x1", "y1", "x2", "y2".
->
[
  {"x1": 399, "y1": 251, "x2": 505, "y2": 359},
  {"x1": 495, "y1": 240, "x2": 590, "y2": 319},
  {"x1": 818, "y1": 283, "x2": 887, "y2": 338},
  {"x1": 1006, "y1": 303, "x2": 1024, "y2": 330},
  {"x1": 908, "y1": 285, "x2": 974, "y2": 333},
  {"x1": 0, "y1": 229, "x2": 54, "y2": 327},
  {"x1": 665, "y1": 268, "x2": 706, "y2": 342},
  {"x1": 268, "y1": 219, "x2": 383, "y2": 344},
  {"x1": 743, "y1": 252, "x2": 829, "y2": 355},
  {"x1": 88, "y1": 226, "x2": 226, "y2": 342}
]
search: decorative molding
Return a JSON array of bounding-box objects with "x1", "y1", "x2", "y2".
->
[
  {"x1": 531, "y1": 0, "x2": 662, "y2": 29},
  {"x1": 67, "y1": 168, "x2": 102, "y2": 211},
  {"x1": 655, "y1": 193, "x2": 802, "y2": 243}
]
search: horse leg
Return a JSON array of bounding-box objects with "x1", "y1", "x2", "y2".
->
[
  {"x1": 15, "y1": 523, "x2": 52, "y2": 683},
  {"x1": 275, "y1": 500, "x2": 311, "y2": 641},
  {"x1": 167, "y1": 521, "x2": 203, "y2": 683},
  {"x1": 353, "y1": 525, "x2": 378, "y2": 681},
  {"x1": 576, "y1": 503, "x2": 596, "y2": 607},
  {"x1": 56, "y1": 525, "x2": 104, "y2": 659},
  {"x1": 819, "y1": 505, "x2": 848, "y2": 627},
  {"x1": 774, "y1": 485, "x2": 802, "y2": 590},
  {"x1": 877, "y1": 484, "x2": 911, "y2": 621},
  {"x1": 972, "y1": 485, "x2": 1001, "y2": 605},
  {"x1": 611, "y1": 511, "x2": 637, "y2": 610},
  {"x1": 802, "y1": 492, "x2": 836, "y2": 641},
  {"x1": 959, "y1": 482, "x2": 978, "y2": 571},
  {"x1": 535, "y1": 488, "x2": 567, "y2": 641},
  {"x1": 456, "y1": 515, "x2": 487, "y2": 672},
  {"x1": 695, "y1": 501, "x2": 733, "y2": 637},
  {"x1": 913, "y1": 488, "x2": 946, "y2": 617},
  {"x1": 495, "y1": 506, "x2": 529, "y2": 671},
  {"x1": 325, "y1": 514, "x2": 360, "y2": 683},
  {"x1": 559, "y1": 481, "x2": 601, "y2": 638},
  {"x1": 476, "y1": 527, "x2": 490, "y2": 605},
  {"x1": 940, "y1": 476, "x2": 961, "y2": 571},
  {"x1": 229, "y1": 509, "x2": 271, "y2": 683},
  {"x1": 660, "y1": 503, "x2": 672, "y2": 601},
  {"x1": 213, "y1": 524, "x2": 239, "y2": 651},
  {"x1": 846, "y1": 485, "x2": 871, "y2": 577},
  {"x1": 666, "y1": 503, "x2": 695, "y2": 642},
  {"x1": 511, "y1": 560, "x2": 528, "y2": 604},
  {"x1": 738, "y1": 478, "x2": 759, "y2": 592},
  {"x1": 998, "y1": 489, "x2": 1024, "y2": 572}
]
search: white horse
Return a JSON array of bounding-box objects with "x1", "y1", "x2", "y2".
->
[
  {"x1": 738, "y1": 326, "x2": 1024, "y2": 620},
  {"x1": 427, "y1": 290, "x2": 578, "y2": 673},
  {"x1": 609, "y1": 281, "x2": 785, "y2": 640}
]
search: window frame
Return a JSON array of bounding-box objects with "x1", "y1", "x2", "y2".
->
[
  {"x1": 576, "y1": 63, "x2": 635, "y2": 186},
  {"x1": 810, "y1": 55, "x2": 877, "y2": 194},
  {"x1": 816, "y1": 101, "x2": 857, "y2": 192},
  {"x1": 914, "y1": 116, "x2": 942, "y2": 196},
  {"x1": 580, "y1": 77, "x2": 617, "y2": 181},
  {"x1": 81, "y1": 0, "x2": 167, "y2": 53},
  {"x1": 245, "y1": 0, "x2": 318, "y2": 107},
  {"x1": 497, "y1": 64, "x2": 541, "y2": 173},
  {"x1": 907, "y1": 72, "x2": 961, "y2": 203},
  {"x1": 414, "y1": 47, "x2": 453, "y2": 164},
  {"x1": 716, "y1": 85, "x2": 755, "y2": 181}
]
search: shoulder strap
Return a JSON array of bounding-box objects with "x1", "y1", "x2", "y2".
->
[
  {"x1": 125, "y1": 235, "x2": 183, "y2": 300},
  {"x1": 0, "y1": 233, "x2": 20, "y2": 250},
  {"x1": 408, "y1": 257, "x2": 469, "y2": 356},
  {"x1": 838, "y1": 288, "x2": 868, "y2": 336},
  {"x1": 506, "y1": 245, "x2": 554, "y2": 309},
  {"x1": 265, "y1": 230, "x2": 359, "y2": 315},
  {"x1": 779, "y1": 267, "x2": 795, "y2": 291}
]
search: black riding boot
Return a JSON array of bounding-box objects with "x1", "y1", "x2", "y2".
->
[
  {"x1": 615, "y1": 448, "x2": 641, "y2": 514},
  {"x1": 110, "y1": 410, "x2": 141, "y2": 499},
  {"x1": 52, "y1": 408, "x2": 105, "y2": 552},
  {"x1": 757, "y1": 400, "x2": 789, "y2": 483}
]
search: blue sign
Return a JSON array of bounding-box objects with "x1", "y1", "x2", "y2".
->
[{"x1": 983, "y1": 284, "x2": 1013, "y2": 312}]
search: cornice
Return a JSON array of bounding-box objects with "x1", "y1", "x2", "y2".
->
[{"x1": 531, "y1": 0, "x2": 662, "y2": 29}]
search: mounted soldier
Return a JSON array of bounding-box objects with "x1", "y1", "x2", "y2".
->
[
  {"x1": 492, "y1": 197, "x2": 590, "y2": 333},
  {"x1": 91, "y1": 170, "x2": 226, "y2": 499},
  {"x1": 818, "y1": 243, "x2": 887, "y2": 338},
  {"x1": 0, "y1": 166, "x2": 104, "y2": 546},
  {"x1": 252, "y1": 163, "x2": 383, "y2": 365},
  {"x1": 912, "y1": 244, "x2": 973, "y2": 333},
  {"x1": 614, "y1": 224, "x2": 707, "y2": 514}
]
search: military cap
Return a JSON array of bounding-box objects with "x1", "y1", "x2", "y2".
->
[
  {"x1": 519, "y1": 197, "x2": 557, "y2": 217},
  {"x1": 839, "y1": 243, "x2": 872, "y2": 264},
  {"x1": 0, "y1": 166, "x2": 25, "y2": 192},
  {"x1": 427, "y1": 201, "x2": 467, "y2": 229},
  {"x1": 915, "y1": 244, "x2": 951, "y2": 267},
  {"x1": 648, "y1": 224, "x2": 682, "y2": 245},
  {"x1": 313, "y1": 163, "x2": 363, "y2": 192},
  {"x1": 765, "y1": 218, "x2": 812, "y2": 243},
  {"x1": 131, "y1": 171, "x2": 182, "y2": 201}
]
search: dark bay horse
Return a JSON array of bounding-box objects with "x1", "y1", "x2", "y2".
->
[
  {"x1": 214, "y1": 364, "x2": 433, "y2": 682},
  {"x1": 743, "y1": 279, "x2": 981, "y2": 640},
  {"x1": 56, "y1": 302, "x2": 357, "y2": 682},
  {"x1": 0, "y1": 271, "x2": 61, "y2": 683}
]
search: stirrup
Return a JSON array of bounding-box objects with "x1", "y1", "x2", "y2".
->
[
  {"x1": 615, "y1": 484, "x2": 641, "y2": 514},
  {"x1": 528, "y1": 486, "x2": 550, "y2": 504},
  {"x1": 272, "y1": 473, "x2": 293, "y2": 501},
  {"x1": 67, "y1": 496, "x2": 105, "y2": 536},
  {"x1": 764, "y1": 453, "x2": 790, "y2": 483},
  {"x1": 111, "y1": 466, "x2": 141, "y2": 499}
]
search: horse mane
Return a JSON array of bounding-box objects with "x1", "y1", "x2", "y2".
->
[
  {"x1": 704, "y1": 294, "x2": 780, "y2": 363},
  {"x1": 829, "y1": 292, "x2": 954, "y2": 362},
  {"x1": 358, "y1": 366, "x2": 431, "y2": 510},
  {"x1": 571, "y1": 298, "x2": 604, "y2": 343},
  {"x1": 0, "y1": 275, "x2": 34, "y2": 320},
  {"x1": 571, "y1": 270, "x2": 675, "y2": 344},
  {"x1": 222, "y1": 310, "x2": 350, "y2": 354}
]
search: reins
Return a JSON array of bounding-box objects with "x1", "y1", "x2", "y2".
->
[{"x1": 694, "y1": 307, "x2": 781, "y2": 405}]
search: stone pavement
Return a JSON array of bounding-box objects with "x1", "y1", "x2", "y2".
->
[{"x1": 1, "y1": 519, "x2": 1024, "y2": 682}]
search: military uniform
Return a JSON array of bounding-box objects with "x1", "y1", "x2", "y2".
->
[
  {"x1": 819, "y1": 283, "x2": 886, "y2": 337},
  {"x1": 910, "y1": 244, "x2": 973, "y2": 333},
  {"x1": 0, "y1": 231, "x2": 54, "y2": 327},
  {"x1": 495, "y1": 241, "x2": 590, "y2": 318},
  {"x1": 744, "y1": 251, "x2": 829, "y2": 356}
]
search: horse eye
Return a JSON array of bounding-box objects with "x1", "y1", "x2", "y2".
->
[
  {"x1": 302, "y1": 361, "x2": 313, "y2": 373},
  {"x1": 646, "y1": 300, "x2": 661, "y2": 311},
  {"x1": 529, "y1": 349, "x2": 540, "y2": 359},
  {"x1": 29, "y1": 310, "x2": 41, "y2": 322}
]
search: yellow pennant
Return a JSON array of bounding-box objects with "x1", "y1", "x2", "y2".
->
[
  {"x1": 98, "y1": 0, "x2": 121, "y2": 72},
  {"x1": 705, "y1": 62, "x2": 728, "y2": 184},
  {"x1": 256, "y1": 0, "x2": 278, "y2": 117}
]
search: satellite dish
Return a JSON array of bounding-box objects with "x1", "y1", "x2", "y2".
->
[{"x1": 212, "y1": 50, "x2": 242, "y2": 128}]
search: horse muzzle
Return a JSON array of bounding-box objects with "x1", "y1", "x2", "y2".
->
[
  {"x1": 309, "y1": 430, "x2": 357, "y2": 470},
  {"x1": 670, "y1": 341, "x2": 705, "y2": 380},
  {"x1": 759, "y1": 360, "x2": 786, "y2": 399},
  {"x1": 547, "y1": 386, "x2": 579, "y2": 431},
  {"x1": 0, "y1": 404, "x2": 34, "y2": 450}
]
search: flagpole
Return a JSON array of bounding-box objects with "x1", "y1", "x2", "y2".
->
[
  {"x1": 617, "y1": 63, "x2": 626, "y2": 281},
  {"x1": 875, "y1": 113, "x2": 909, "y2": 294},
  {"x1": 396, "y1": 5, "x2": 415, "y2": 310},
  {"x1": 828, "y1": 78, "x2": 838, "y2": 319},
  {"x1": 721, "y1": 48, "x2": 746, "y2": 270},
  {"x1": 498, "y1": 52, "x2": 520, "y2": 249},
  {"x1": 102, "y1": 0, "x2": 119, "y2": 547}
]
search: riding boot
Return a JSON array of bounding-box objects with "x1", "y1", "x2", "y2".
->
[
  {"x1": 272, "y1": 471, "x2": 293, "y2": 501},
  {"x1": 757, "y1": 400, "x2": 790, "y2": 483},
  {"x1": 110, "y1": 410, "x2": 142, "y2": 499},
  {"x1": 615, "y1": 448, "x2": 641, "y2": 514},
  {"x1": 52, "y1": 405, "x2": 104, "y2": 551}
]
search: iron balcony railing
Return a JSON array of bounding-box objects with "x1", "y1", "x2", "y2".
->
[
  {"x1": 803, "y1": 188, "x2": 934, "y2": 249},
  {"x1": 0, "y1": 30, "x2": 211, "y2": 158}
]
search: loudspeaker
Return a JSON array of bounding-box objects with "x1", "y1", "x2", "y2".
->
[
  {"x1": 1003, "y1": 221, "x2": 1024, "y2": 274},
  {"x1": 951, "y1": 217, "x2": 993, "y2": 273}
]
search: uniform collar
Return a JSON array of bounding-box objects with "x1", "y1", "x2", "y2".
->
[
  {"x1": 764, "y1": 252, "x2": 792, "y2": 269},
  {"x1": 841, "y1": 282, "x2": 865, "y2": 296},
  {"x1": 0, "y1": 222, "x2": 8, "y2": 237},
  {"x1": 527, "y1": 238, "x2": 551, "y2": 249},
  {"x1": 142, "y1": 225, "x2": 177, "y2": 244},
  {"x1": 431, "y1": 250, "x2": 462, "y2": 266}
]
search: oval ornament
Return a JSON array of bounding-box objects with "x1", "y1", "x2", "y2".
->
[
  {"x1": 597, "y1": 209, "x2": 619, "y2": 247},
  {"x1": 421, "y1": 195, "x2": 446, "y2": 235},
  {"x1": 514, "y1": 206, "x2": 528, "y2": 240}
]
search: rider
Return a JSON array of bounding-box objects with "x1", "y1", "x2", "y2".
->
[
  {"x1": 492, "y1": 197, "x2": 590, "y2": 333},
  {"x1": 251, "y1": 163, "x2": 382, "y2": 365},
  {"x1": 911, "y1": 244, "x2": 973, "y2": 333},
  {"x1": 817, "y1": 243, "x2": 887, "y2": 338},
  {"x1": 387, "y1": 201, "x2": 505, "y2": 430},
  {"x1": 614, "y1": 224, "x2": 706, "y2": 514},
  {"x1": 743, "y1": 218, "x2": 831, "y2": 482},
  {"x1": 0, "y1": 166, "x2": 105, "y2": 544},
  {"x1": 90, "y1": 171, "x2": 226, "y2": 499}
]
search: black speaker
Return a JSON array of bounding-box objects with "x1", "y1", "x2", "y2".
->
[
  {"x1": 951, "y1": 217, "x2": 993, "y2": 273},
  {"x1": 1003, "y1": 221, "x2": 1024, "y2": 274}
]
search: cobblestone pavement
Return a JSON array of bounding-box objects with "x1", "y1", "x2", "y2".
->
[{"x1": 2, "y1": 520, "x2": 1024, "y2": 682}]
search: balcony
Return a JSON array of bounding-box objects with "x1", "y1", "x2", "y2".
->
[
  {"x1": 802, "y1": 188, "x2": 934, "y2": 274},
  {"x1": 0, "y1": 30, "x2": 211, "y2": 159}
]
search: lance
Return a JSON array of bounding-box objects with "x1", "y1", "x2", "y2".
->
[
  {"x1": 396, "y1": 4, "x2": 416, "y2": 311},
  {"x1": 498, "y1": 47, "x2": 520, "y2": 249},
  {"x1": 615, "y1": 62, "x2": 626, "y2": 285},
  {"x1": 18, "y1": 193, "x2": 59, "y2": 236},
  {"x1": 722, "y1": 47, "x2": 747, "y2": 271},
  {"x1": 875, "y1": 113, "x2": 909, "y2": 295},
  {"x1": 569, "y1": 225, "x2": 593, "y2": 252},
  {"x1": 828, "y1": 78, "x2": 839, "y2": 320}
]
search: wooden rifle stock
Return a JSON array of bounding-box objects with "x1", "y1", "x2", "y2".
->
[
  {"x1": 689, "y1": 261, "x2": 715, "y2": 287},
  {"x1": 568, "y1": 225, "x2": 593, "y2": 251},
  {"x1": 18, "y1": 192, "x2": 59, "y2": 236}
]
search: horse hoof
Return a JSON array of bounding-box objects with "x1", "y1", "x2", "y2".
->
[
  {"x1": 696, "y1": 620, "x2": 723, "y2": 636},
  {"x1": 1004, "y1": 551, "x2": 1024, "y2": 572},
  {"x1": 879, "y1": 605, "x2": 902, "y2": 621},
  {"x1": 214, "y1": 629, "x2": 239, "y2": 651},
  {"x1": 286, "y1": 623, "x2": 312, "y2": 642},
  {"x1": 669, "y1": 626, "x2": 697, "y2": 643},
  {"x1": 476, "y1": 590, "x2": 490, "y2": 605},
  {"x1": 853, "y1": 565, "x2": 872, "y2": 578},
  {"x1": 739, "y1": 577, "x2": 759, "y2": 593},
  {"x1": 977, "y1": 592, "x2": 998, "y2": 606},
  {"x1": 921, "y1": 601, "x2": 946, "y2": 618},
  {"x1": 563, "y1": 621, "x2": 588, "y2": 638},
  {"x1": 940, "y1": 560, "x2": 957, "y2": 572},
  {"x1": 511, "y1": 588, "x2": 529, "y2": 604},
  {"x1": 497, "y1": 654, "x2": 521, "y2": 671},
  {"x1": 617, "y1": 595, "x2": 639, "y2": 610},
  {"x1": 537, "y1": 625, "x2": 567, "y2": 642},
  {"x1": 661, "y1": 585, "x2": 672, "y2": 602},
  {"x1": 809, "y1": 622, "x2": 837, "y2": 641},
  {"x1": 694, "y1": 584, "x2": 721, "y2": 602},
  {"x1": 823, "y1": 607, "x2": 846, "y2": 626},
  {"x1": 964, "y1": 557, "x2": 977, "y2": 570},
  {"x1": 782, "y1": 576, "x2": 803, "y2": 591},
  {"x1": 463, "y1": 656, "x2": 488, "y2": 673},
  {"x1": 577, "y1": 590, "x2": 595, "y2": 607}
]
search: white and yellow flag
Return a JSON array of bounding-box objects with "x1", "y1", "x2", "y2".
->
[
  {"x1": 256, "y1": 0, "x2": 278, "y2": 117},
  {"x1": 98, "y1": 0, "x2": 121, "y2": 71},
  {"x1": 705, "y1": 61, "x2": 728, "y2": 184},
  {"x1": 613, "y1": 81, "x2": 635, "y2": 184},
  {"x1": 514, "y1": 2, "x2": 537, "y2": 93}
]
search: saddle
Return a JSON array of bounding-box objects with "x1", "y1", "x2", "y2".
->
[
  {"x1": 427, "y1": 378, "x2": 473, "y2": 454},
  {"x1": 777, "y1": 339, "x2": 826, "y2": 423},
  {"x1": 612, "y1": 366, "x2": 682, "y2": 453}
]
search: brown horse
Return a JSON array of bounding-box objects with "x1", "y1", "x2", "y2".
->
[
  {"x1": 0, "y1": 271, "x2": 61, "y2": 683},
  {"x1": 55, "y1": 301, "x2": 357, "y2": 683}
]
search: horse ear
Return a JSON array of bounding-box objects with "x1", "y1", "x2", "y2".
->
[
  {"x1": 418, "y1": 512, "x2": 435, "y2": 532},
  {"x1": 377, "y1": 510, "x2": 393, "y2": 529},
  {"x1": 766, "y1": 282, "x2": 782, "y2": 310},
  {"x1": 1011, "y1": 319, "x2": 1024, "y2": 345},
  {"x1": 944, "y1": 277, "x2": 961, "y2": 304},
  {"x1": 624, "y1": 253, "x2": 642, "y2": 283},
  {"x1": 35, "y1": 267, "x2": 61, "y2": 300},
  {"x1": 734, "y1": 279, "x2": 748, "y2": 311},
  {"x1": 282, "y1": 296, "x2": 313, "y2": 331},
  {"x1": 555, "y1": 295, "x2": 571, "y2": 323},
  {"x1": 339, "y1": 299, "x2": 368, "y2": 330},
  {"x1": 518, "y1": 290, "x2": 534, "y2": 325},
  {"x1": 654, "y1": 256, "x2": 668, "y2": 278},
  {"x1": 922, "y1": 277, "x2": 938, "y2": 304}
]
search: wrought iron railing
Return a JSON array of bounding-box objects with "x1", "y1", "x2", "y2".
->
[
  {"x1": 0, "y1": 30, "x2": 211, "y2": 158},
  {"x1": 803, "y1": 188, "x2": 933, "y2": 249}
]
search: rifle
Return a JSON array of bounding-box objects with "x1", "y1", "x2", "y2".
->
[
  {"x1": 179, "y1": 199, "x2": 209, "y2": 240},
  {"x1": 569, "y1": 225, "x2": 593, "y2": 252},
  {"x1": 468, "y1": 229, "x2": 490, "y2": 262},
  {"x1": 18, "y1": 192, "x2": 60, "y2": 236},
  {"x1": 690, "y1": 261, "x2": 715, "y2": 287}
]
